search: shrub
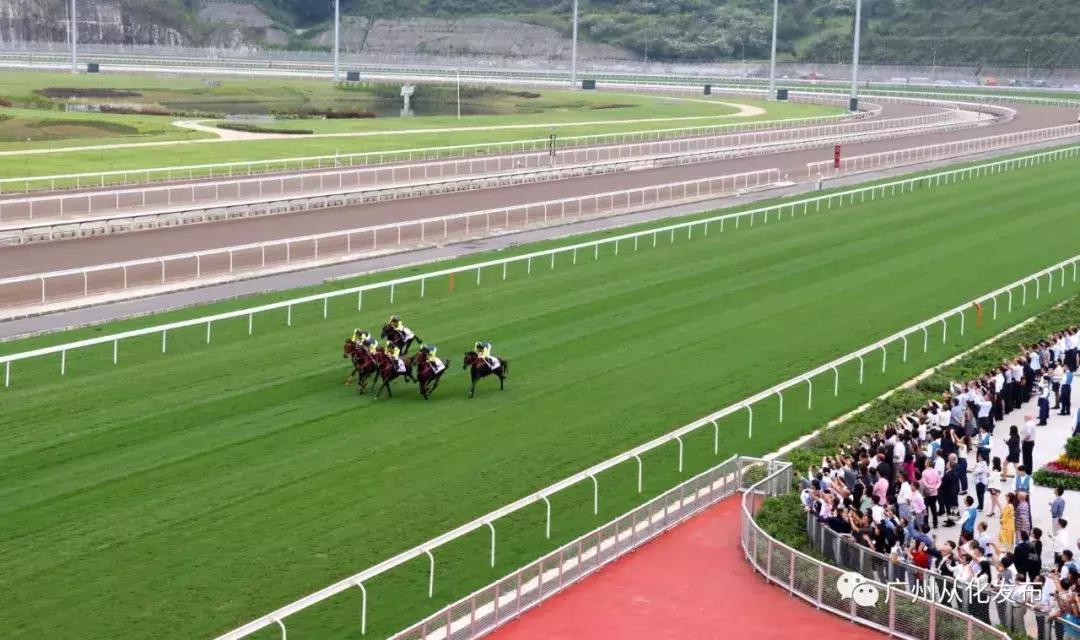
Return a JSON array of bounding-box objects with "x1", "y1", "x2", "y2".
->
[
  {"x1": 1033, "y1": 468, "x2": 1080, "y2": 491},
  {"x1": 0, "y1": 96, "x2": 11, "y2": 108},
  {"x1": 1066, "y1": 435, "x2": 1080, "y2": 461},
  {"x1": 754, "y1": 494, "x2": 812, "y2": 552},
  {"x1": 216, "y1": 122, "x2": 313, "y2": 135}
]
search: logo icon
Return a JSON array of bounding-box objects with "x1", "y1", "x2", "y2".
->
[{"x1": 836, "y1": 571, "x2": 880, "y2": 608}]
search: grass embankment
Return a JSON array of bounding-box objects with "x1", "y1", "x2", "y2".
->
[{"x1": 5, "y1": 157, "x2": 1077, "y2": 640}]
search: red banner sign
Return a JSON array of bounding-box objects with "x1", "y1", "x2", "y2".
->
[{"x1": 833, "y1": 145, "x2": 842, "y2": 169}]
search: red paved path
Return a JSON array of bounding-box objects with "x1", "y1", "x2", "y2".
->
[{"x1": 489, "y1": 497, "x2": 879, "y2": 640}]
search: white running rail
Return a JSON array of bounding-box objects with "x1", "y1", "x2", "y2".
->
[
  {"x1": 808, "y1": 123, "x2": 1080, "y2": 177},
  {"x1": 204, "y1": 253, "x2": 1080, "y2": 640},
  {"x1": 0, "y1": 109, "x2": 944, "y2": 223},
  {"x1": 5, "y1": 144, "x2": 1077, "y2": 311},
  {"x1": 0, "y1": 111, "x2": 873, "y2": 194}
]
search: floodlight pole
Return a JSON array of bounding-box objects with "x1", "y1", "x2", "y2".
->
[
  {"x1": 333, "y1": 0, "x2": 341, "y2": 82},
  {"x1": 456, "y1": 68, "x2": 461, "y2": 119},
  {"x1": 767, "y1": 0, "x2": 778, "y2": 100},
  {"x1": 570, "y1": 0, "x2": 579, "y2": 87},
  {"x1": 849, "y1": 0, "x2": 862, "y2": 111},
  {"x1": 70, "y1": 0, "x2": 78, "y2": 74}
]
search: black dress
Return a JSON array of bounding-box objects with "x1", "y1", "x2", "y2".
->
[{"x1": 1006, "y1": 434, "x2": 1021, "y2": 463}]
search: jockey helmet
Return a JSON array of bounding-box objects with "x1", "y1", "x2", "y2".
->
[
  {"x1": 426, "y1": 345, "x2": 437, "y2": 355},
  {"x1": 389, "y1": 314, "x2": 401, "y2": 324}
]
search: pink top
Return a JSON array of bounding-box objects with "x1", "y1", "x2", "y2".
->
[
  {"x1": 911, "y1": 490, "x2": 926, "y2": 513},
  {"x1": 921, "y1": 468, "x2": 941, "y2": 496},
  {"x1": 874, "y1": 477, "x2": 889, "y2": 506}
]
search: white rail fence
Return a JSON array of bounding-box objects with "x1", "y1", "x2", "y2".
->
[
  {"x1": 0, "y1": 169, "x2": 782, "y2": 307},
  {"x1": 741, "y1": 464, "x2": 1008, "y2": 640},
  {"x1": 200, "y1": 253, "x2": 1080, "y2": 640},
  {"x1": 808, "y1": 123, "x2": 1080, "y2": 177},
  {"x1": 0, "y1": 111, "x2": 874, "y2": 194},
  {"x1": 0, "y1": 108, "x2": 938, "y2": 224},
  {"x1": 5, "y1": 143, "x2": 1077, "y2": 311},
  {"x1": 385, "y1": 455, "x2": 752, "y2": 640}
]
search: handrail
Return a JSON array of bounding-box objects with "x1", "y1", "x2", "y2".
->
[{"x1": 741, "y1": 462, "x2": 1009, "y2": 640}]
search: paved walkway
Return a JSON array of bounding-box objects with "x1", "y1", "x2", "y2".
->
[
  {"x1": 489, "y1": 497, "x2": 879, "y2": 640},
  {"x1": 934, "y1": 385, "x2": 1079, "y2": 565}
]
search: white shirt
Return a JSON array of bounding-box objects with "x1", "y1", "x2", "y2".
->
[
  {"x1": 977, "y1": 400, "x2": 992, "y2": 418},
  {"x1": 897, "y1": 482, "x2": 913, "y2": 506},
  {"x1": 1054, "y1": 527, "x2": 1072, "y2": 553},
  {"x1": 938, "y1": 410, "x2": 951, "y2": 427},
  {"x1": 1030, "y1": 352, "x2": 1042, "y2": 371},
  {"x1": 994, "y1": 373, "x2": 1005, "y2": 392},
  {"x1": 1068, "y1": 333, "x2": 1079, "y2": 350},
  {"x1": 1022, "y1": 420, "x2": 1036, "y2": 442},
  {"x1": 934, "y1": 456, "x2": 946, "y2": 474}
]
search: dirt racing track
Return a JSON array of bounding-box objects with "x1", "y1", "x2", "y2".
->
[{"x1": 1, "y1": 88, "x2": 1077, "y2": 325}]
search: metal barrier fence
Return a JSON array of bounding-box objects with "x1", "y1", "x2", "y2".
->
[
  {"x1": 172, "y1": 251, "x2": 1080, "y2": 639},
  {"x1": 386, "y1": 456, "x2": 750, "y2": 640},
  {"x1": 0, "y1": 111, "x2": 874, "y2": 194},
  {"x1": 808, "y1": 123, "x2": 1080, "y2": 177},
  {"x1": 4, "y1": 143, "x2": 1077, "y2": 312},
  {"x1": 806, "y1": 515, "x2": 1078, "y2": 639},
  {"x1": 0, "y1": 109, "x2": 947, "y2": 223},
  {"x1": 0, "y1": 168, "x2": 781, "y2": 307},
  {"x1": 741, "y1": 463, "x2": 1008, "y2": 640}
]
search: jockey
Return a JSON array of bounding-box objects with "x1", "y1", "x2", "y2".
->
[
  {"x1": 388, "y1": 315, "x2": 416, "y2": 343},
  {"x1": 385, "y1": 344, "x2": 407, "y2": 373},
  {"x1": 420, "y1": 344, "x2": 446, "y2": 374},
  {"x1": 351, "y1": 328, "x2": 370, "y2": 346},
  {"x1": 363, "y1": 337, "x2": 379, "y2": 355},
  {"x1": 475, "y1": 341, "x2": 500, "y2": 370}
]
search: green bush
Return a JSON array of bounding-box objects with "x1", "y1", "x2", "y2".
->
[
  {"x1": 1066, "y1": 435, "x2": 1080, "y2": 461},
  {"x1": 1033, "y1": 468, "x2": 1080, "y2": 491},
  {"x1": 754, "y1": 494, "x2": 811, "y2": 552},
  {"x1": 216, "y1": 122, "x2": 313, "y2": 135}
]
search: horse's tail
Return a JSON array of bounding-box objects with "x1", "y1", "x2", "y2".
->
[{"x1": 501, "y1": 359, "x2": 509, "y2": 376}]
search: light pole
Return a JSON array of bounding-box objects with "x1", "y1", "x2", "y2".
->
[
  {"x1": 849, "y1": 0, "x2": 862, "y2": 111},
  {"x1": 332, "y1": 0, "x2": 340, "y2": 82},
  {"x1": 1026, "y1": 48, "x2": 1032, "y2": 81},
  {"x1": 570, "y1": 0, "x2": 579, "y2": 88},
  {"x1": 767, "y1": 0, "x2": 779, "y2": 100},
  {"x1": 456, "y1": 68, "x2": 461, "y2": 119},
  {"x1": 70, "y1": 0, "x2": 77, "y2": 74}
]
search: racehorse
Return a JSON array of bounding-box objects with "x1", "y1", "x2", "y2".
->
[
  {"x1": 343, "y1": 341, "x2": 379, "y2": 393},
  {"x1": 411, "y1": 353, "x2": 450, "y2": 400},
  {"x1": 462, "y1": 351, "x2": 509, "y2": 398},
  {"x1": 373, "y1": 350, "x2": 415, "y2": 399},
  {"x1": 381, "y1": 323, "x2": 422, "y2": 356}
]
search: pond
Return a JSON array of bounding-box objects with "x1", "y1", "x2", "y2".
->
[{"x1": 163, "y1": 98, "x2": 504, "y2": 118}]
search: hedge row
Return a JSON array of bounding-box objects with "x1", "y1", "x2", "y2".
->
[{"x1": 215, "y1": 122, "x2": 313, "y2": 135}]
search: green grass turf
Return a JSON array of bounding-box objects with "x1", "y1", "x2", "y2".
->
[
  {"x1": 3, "y1": 157, "x2": 1080, "y2": 640},
  {"x1": 0, "y1": 98, "x2": 836, "y2": 181}
]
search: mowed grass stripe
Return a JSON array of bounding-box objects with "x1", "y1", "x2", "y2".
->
[{"x1": 1, "y1": 159, "x2": 1079, "y2": 640}]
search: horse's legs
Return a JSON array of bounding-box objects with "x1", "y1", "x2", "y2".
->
[
  {"x1": 499, "y1": 371, "x2": 506, "y2": 390},
  {"x1": 469, "y1": 374, "x2": 477, "y2": 398}
]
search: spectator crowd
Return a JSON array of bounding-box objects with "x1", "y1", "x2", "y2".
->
[{"x1": 800, "y1": 328, "x2": 1080, "y2": 637}]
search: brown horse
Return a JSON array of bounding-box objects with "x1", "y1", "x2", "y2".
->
[
  {"x1": 373, "y1": 350, "x2": 416, "y2": 399},
  {"x1": 462, "y1": 351, "x2": 509, "y2": 398},
  {"x1": 411, "y1": 352, "x2": 450, "y2": 400},
  {"x1": 343, "y1": 341, "x2": 380, "y2": 393},
  {"x1": 381, "y1": 323, "x2": 422, "y2": 356}
]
